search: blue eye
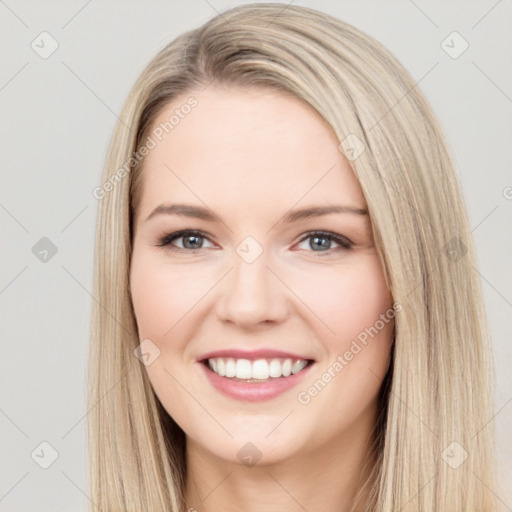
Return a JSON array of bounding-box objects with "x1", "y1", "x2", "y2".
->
[
  {"x1": 154, "y1": 229, "x2": 353, "y2": 254},
  {"x1": 155, "y1": 230, "x2": 215, "y2": 250},
  {"x1": 296, "y1": 231, "x2": 353, "y2": 252}
]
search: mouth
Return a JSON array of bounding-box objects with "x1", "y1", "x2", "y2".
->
[
  {"x1": 199, "y1": 356, "x2": 316, "y2": 402},
  {"x1": 201, "y1": 357, "x2": 315, "y2": 383}
]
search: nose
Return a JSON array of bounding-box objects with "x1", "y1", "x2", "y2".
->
[{"x1": 215, "y1": 248, "x2": 290, "y2": 329}]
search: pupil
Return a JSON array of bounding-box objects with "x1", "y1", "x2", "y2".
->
[
  {"x1": 312, "y1": 236, "x2": 330, "y2": 250},
  {"x1": 184, "y1": 235, "x2": 202, "y2": 249}
]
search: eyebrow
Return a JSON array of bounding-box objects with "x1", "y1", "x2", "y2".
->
[{"x1": 144, "y1": 203, "x2": 368, "y2": 224}]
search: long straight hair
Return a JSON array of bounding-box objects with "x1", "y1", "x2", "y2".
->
[{"x1": 88, "y1": 3, "x2": 497, "y2": 510}]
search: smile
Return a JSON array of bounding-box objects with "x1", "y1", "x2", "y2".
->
[
  {"x1": 198, "y1": 354, "x2": 315, "y2": 402},
  {"x1": 206, "y1": 357, "x2": 309, "y2": 381}
]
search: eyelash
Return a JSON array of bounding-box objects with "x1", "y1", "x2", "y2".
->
[{"x1": 153, "y1": 229, "x2": 353, "y2": 255}]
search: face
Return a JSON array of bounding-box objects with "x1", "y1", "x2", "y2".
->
[{"x1": 129, "y1": 85, "x2": 394, "y2": 466}]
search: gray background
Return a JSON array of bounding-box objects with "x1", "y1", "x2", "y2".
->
[{"x1": 1, "y1": 1, "x2": 511, "y2": 510}]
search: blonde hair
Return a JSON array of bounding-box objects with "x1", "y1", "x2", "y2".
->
[{"x1": 88, "y1": 3, "x2": 497, "y2": 510}]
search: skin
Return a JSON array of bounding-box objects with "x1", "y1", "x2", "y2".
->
[{"x1": 129, "y1": 85, "x2": 394, "y2": 512}]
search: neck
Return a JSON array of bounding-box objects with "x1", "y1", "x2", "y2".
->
[{"x1": 183, "y1": 407, "x2": 379, "y2": 512}]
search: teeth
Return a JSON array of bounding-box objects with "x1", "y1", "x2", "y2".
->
[
  {"x1": 225, "y1": 358, "x2": 236, "y2": 378},
  {"x1": 252, "y1": 359, "x2": 268, "y2": 379},
  {"x1": 217, "y1": 358, "x2": 226, "y2": 376},
  {"x1": 207, "y1": 357, "x2": 309, "y2": 380},
  {"x1": 269, "y1": 359, "x2": 282, "y2": 378},
  {"x1": 282, "y1": 359, "x2": 292, "y2": 377}
]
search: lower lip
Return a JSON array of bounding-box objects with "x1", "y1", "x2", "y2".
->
[{"x1": 198, "y1": 361, "x2": 315, "y2": 402}]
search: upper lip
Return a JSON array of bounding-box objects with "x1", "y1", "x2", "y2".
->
[{"x1": 197, "y1": 348, "x2": 314, "y2": 362}]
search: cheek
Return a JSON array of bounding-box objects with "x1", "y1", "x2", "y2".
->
[
  {"x1": 129, "y1": 250, "x2": 211, "y2": 421},
  {"x1": 293, "y1": 258, "x2": 393, "y2": 421},
  {"x1": 129, "y1": 251, "x2": 211, "y2": 341},
  {"x1": 288, "y1": 256, "x2": 392, "y2": 342},
  {"x1": 290, "y1": 255, "x2": 394, "y2": 402}
]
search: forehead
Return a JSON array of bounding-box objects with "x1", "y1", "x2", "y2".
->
[{"x1": 137, "y1": 86, "x2": 365, "y2": 216}]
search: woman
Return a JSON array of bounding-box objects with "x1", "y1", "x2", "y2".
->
[{"x1": 88, "y1": 3, "x2": 497, "y2": 510}]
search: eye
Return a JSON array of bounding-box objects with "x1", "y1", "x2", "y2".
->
[
  {"x1": 154, "y1": 230, "x2": 215, "y2": 251},
  {"x1": 153, "y1": 229, "x2": 353, "y2": 254},
  {"x1": 295, "y1": 231, "x2": 353, "y2": 254}
]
